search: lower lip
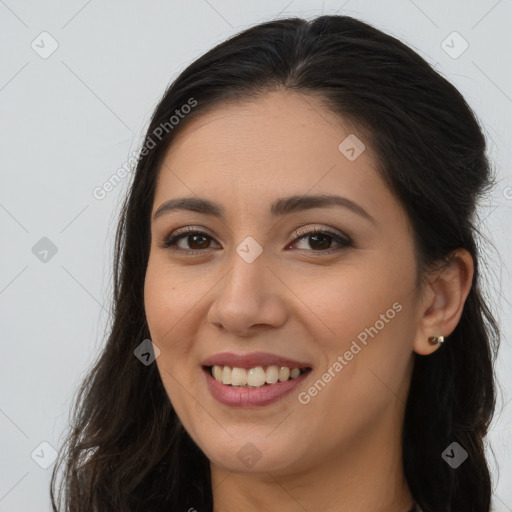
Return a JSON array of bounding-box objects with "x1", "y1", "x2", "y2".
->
[{"x1": 203, "y1": 368, "x2": 311, "y2": 407}]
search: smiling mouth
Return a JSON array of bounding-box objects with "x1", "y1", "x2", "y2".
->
[{"x1": 204, "y1": 365, "x2": 312, "y2": 388}]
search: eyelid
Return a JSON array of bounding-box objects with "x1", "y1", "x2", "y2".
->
[
  {"x1": 291, "y1": 224, "x2": 349, "y2": 241},
  {"x1": 160, "y1": 224, "x2": 353, "y2": 254},
  {"x1": 289, "y1": 225, "x2": 353, "y2": 253},
  {"x1": 159, "y1": 226, "x2": 220, "y2": 250}
]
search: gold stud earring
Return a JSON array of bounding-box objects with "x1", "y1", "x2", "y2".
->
[{"x1": 428, "y1": 335, "x2": 444, "y2": 345}]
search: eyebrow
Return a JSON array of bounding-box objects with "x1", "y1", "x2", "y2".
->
[{"x1": 153, "y1": 194, "x2": 375, "y2": 224}]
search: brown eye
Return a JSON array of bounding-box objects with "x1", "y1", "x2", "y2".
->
[
  {"x1": 306, "y1": 233, "x2": 334, "y2": 250},
  {"x1": 160, "y1": 226, "x2": 352, "y2": 256},
  {"x1": 161, "y1": 229, "x2": 220, "y2": 254},
  {"x1": 291, "y1": 227, "x2": 352, "y2": 253},
  {"x1": 185, "y1": 234, "x2": 211, "y2": 250}
]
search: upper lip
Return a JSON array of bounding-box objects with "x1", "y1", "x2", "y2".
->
[{"x1": 201, "y1": 351, "x2": 312, "y2": 369}]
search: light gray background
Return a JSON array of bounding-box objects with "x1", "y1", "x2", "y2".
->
[{"x1": 1, "y1": 1, "x2": 511, "y2": 510}]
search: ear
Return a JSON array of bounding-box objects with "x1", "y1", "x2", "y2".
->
[{"x1": 412, "y1": 249, "x2": 474, "y2": 355}]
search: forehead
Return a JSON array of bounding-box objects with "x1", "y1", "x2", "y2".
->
[{"x1": 154, "y1": 90, "x2": 390, "y2": 219}]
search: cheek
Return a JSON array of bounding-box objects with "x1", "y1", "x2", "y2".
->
[
  {"x1": 144, "y1": 265, "x2": 170, "y2": 342},
  {"x1": 295, "y1": 257, "x2": 413, "y2": 351},
  {"x1": 143, "y1": 255, "x2": 214, "y2": 395},
  {"x1": 144, "y1": 260, "x2": 201, "y2": 420},
  {"x1": 143, "y1": 258, "x2": 192, "y2": 358},
  {"x1": 298, "y1": 255, "x2": 416, "y2": 401},
  {"x1": 144, "y1": 253, "x2": 196, "y2": 332}
]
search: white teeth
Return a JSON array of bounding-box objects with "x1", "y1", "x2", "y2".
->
[
  {"x1": 212, "y1": 365, "x2": 223, "y2": 381},
  {"x1": 278, "y1": 366, "x2": 290, "y2": 382},
  {"x1": 266, "y1": 365, "x2": 279, "y2": 384},
  {"x1": 290, "y1": 368, "x2": 301, "y2": 379},
  {"x1": 231, "y1": 367, "x2": 247, "y2": 386},
  {"x1": 221, "y1": 366, "x2": 232, "y2": 385},
  {"x1": 210, "y1": 364, "x2": 307, "y2": 388},
  {"x1": 247, "y1": 366, "x2": 266, "y2": 387}
]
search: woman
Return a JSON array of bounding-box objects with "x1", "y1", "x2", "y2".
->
[{"x1": 50, "y1": 14, "x2": 501, "y2": 512}]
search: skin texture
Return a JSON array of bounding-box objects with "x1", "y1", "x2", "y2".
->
[{"x1": 144, "y1": 90, "x2": 474, "y2": 512}]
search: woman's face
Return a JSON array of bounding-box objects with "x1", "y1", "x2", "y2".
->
[{"x1": 144, "y1": 90, "x2": 425, "y2": 475}]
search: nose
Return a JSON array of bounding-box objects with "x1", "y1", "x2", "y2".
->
[{"x1": 207, "y1": 249, "x2": 288, "y2": 336}]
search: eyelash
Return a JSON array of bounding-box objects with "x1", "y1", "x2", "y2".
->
[{"x1": 159, "y1": 226, "x2": 353, "y2": 256}]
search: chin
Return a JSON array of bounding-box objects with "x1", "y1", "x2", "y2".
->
[{"x1": 193, "y1": 427, "x2": 306, "y2": 475}]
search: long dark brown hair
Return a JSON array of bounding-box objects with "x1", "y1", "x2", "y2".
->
[{"x1": 50, "y1": 14, "x2": 501, "y2": 512}]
